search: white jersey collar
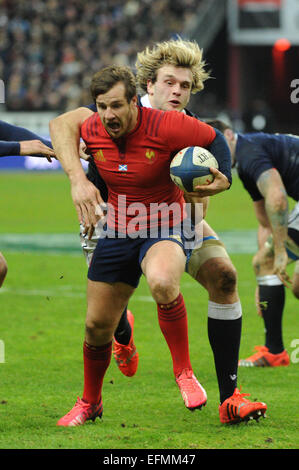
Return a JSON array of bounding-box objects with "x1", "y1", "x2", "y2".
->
[{"x1": 140, "y1": 94, "x2": 152, "y2": 108}]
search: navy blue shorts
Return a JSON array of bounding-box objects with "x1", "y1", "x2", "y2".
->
[{"x1": 88, "y1": 221, "x2": 194, "y2": 288}]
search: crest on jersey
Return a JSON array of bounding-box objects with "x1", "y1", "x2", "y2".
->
[{"x1": 145, "y1": 149, "x2": 156, "y2": 164}]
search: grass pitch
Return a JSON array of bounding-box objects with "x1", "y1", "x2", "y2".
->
[{"x1": 0, "y1": 172, "x2": 298, "y2": 450}]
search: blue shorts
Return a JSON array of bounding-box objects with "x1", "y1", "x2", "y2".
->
[{"x1": 88, "y1": 221, "x2": 194, "y2": 288}]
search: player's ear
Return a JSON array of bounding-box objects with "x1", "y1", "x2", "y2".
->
[
  {"x1": 131, "y1": 95, "x2": 138, "y2": 106},
  {"x1": 147, "y1": 79, "x2": 154, "y2": 95}
]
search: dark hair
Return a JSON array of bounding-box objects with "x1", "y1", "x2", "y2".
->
[
  {"x1": 90, "y1": 65, "x2": 136, "y2": 103},
  {"x1": 205, "y1": 119, "x2": 232, "y2": 133}
]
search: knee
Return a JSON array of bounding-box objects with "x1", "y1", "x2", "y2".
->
[
  {"x1": 85, "y1": 316, "x2": 115, "y2": 343},
  {"x1": 148, "y1": 275, "x2": 179, "y2": 304},
  {"x1": 216, "y1": 264, "x2": 237, "y2": 295},
  {"x1": 85, "y1": 317, "x2": 103, "y2": 335},
  {"x1": 202, "y1": 259, "x2": 237, "y2": 295},
  {"x1": 85, "y1": 306, "x2": 115, "y2": 341},
  {"x1": 0, "y1": 254, "x2": 8, "y2": 287},
  {"x1": 292, "y1": 282, "x2": 299, "y2": 299}
]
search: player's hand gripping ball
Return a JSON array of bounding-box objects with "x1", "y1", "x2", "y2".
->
[{"x1": 170, "y1": 146, "x2": 219, "y2": 192}]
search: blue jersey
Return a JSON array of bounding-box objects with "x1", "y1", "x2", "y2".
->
[
  {"x1": 0, "y1": 120, "x2": 52, "y2": 157},
  {"x1": 235, "y1": 132, "x2": 299, "y2": 202}
]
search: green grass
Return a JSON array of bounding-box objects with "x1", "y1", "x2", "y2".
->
[
  {"x1": 0, "y1": 172, "x2": 298, "y2": 450},
  {"x1": 0, "y1": 171, "x2": 259, "y2": 234},
  {"x1": 0, "y1": 172, "x2": 78, "y2": 233}
]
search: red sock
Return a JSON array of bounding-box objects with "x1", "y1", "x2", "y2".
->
[
  {"x1": 157, "y1": 293, "x2": 192, "y2": 377},
  {"x1": 82, "y1": 341, "x2": 112, "y2": 404}
]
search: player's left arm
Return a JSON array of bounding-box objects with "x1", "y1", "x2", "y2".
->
[
  {"x1": 187, "y1": 128, "x2": 232, "y2": 197},
  {"x1": 200, "y1": 127, "x2": 232, "y2": 185},
  {"x1": 166, "y1": 115, "x2": 232, "y2": 196},
  {"x1": 256, "y1": 168, "x2": 291, "y2": 285}
]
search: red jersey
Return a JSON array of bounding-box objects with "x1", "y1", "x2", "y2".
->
[{"x1": 81, "y1": 106, "x2": 216, "y2": 233}]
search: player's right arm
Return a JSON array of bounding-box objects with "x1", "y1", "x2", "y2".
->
[
  {"x1": 49, "y1": 107, "x2": 103, "y2": 230},
  {"x1": 253, "y1": 199, "x2": 272, "y2": 249},
  {"x1": 0, "y1": 120, "x2": 55, "y2": 159},
  {"x1": 256, "y1": 168, "x2": 291, "y2": 285}
]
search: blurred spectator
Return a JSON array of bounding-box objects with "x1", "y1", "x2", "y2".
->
[
  {"x1": 242, "y1": 98, "x2": 276, "y2": 133},
  {"x1": 0, "y1": 0, "x2": 201, "y2": 112}
]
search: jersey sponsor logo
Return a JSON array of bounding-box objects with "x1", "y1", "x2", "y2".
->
[
  {"x1": 118, "y1": 164, "x2": 127, "y2": 171},
  {"x1": 145, "y1": 149, "x2": 156, "y2": 164},
  {"x1": 94, "y1": 149, "x2": 106, "y2": 162}
]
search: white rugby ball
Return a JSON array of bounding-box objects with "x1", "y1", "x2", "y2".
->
[{"x1": 170, "y1": 146, "x2": 218, "y2": 192}]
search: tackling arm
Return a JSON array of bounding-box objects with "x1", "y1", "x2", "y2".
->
[
  {"x1": 0, "y1": 120, "x2": 54, "y2": 158},
  {"x1": 49, "y1": 107, "x2": 92, "y2": 175}
]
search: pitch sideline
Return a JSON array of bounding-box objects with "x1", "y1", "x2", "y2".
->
[{"x1": 0, "y1": 231, "x2": 258, "y2": 255}]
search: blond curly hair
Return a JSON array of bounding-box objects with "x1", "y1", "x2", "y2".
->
[{"x1": 136, "y1": 37, "x2": 210, "y2": 95}]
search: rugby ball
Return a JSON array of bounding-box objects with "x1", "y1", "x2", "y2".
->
[{"x1": 170, "y1": 146, "x2": 219, "y2": 192}]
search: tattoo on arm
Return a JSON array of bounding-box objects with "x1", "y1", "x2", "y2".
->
[
  {"x1": 268, "y1": 198, "x2": 288, "y2": 227},
  {"x1": 256, "y1": 169, "x2": 288, "y2": 242}
]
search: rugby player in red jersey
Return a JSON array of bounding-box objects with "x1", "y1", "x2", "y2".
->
[{"x1": 52, "y1": 65, "x2": 266, "y2": 426}]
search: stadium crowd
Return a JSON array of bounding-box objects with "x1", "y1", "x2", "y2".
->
[{"x1": 0, "y1": 0, "x2": 201, "y2": 112}]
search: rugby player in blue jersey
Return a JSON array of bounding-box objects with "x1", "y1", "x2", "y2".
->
[
  {"x1": 0, "y1": 119, "x2": 55, "y2": 288},
  {"x1": 208, "y1": 119, "x2": 299, "y2": 368}
]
